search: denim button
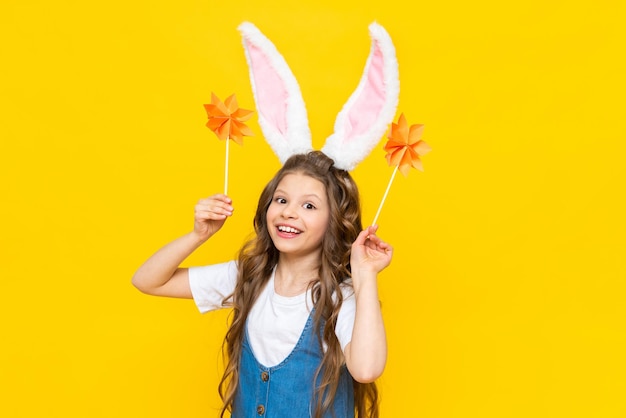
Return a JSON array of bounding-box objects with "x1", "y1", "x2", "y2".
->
[
  {"x1": 261, "y1": 371, "x2": 269, "y2": 382},
  {"x1": 256, "y1": 404, "x2": 265, "y2": 415}
]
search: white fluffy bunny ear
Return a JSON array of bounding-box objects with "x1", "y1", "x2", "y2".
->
[
  {"x1": 321, "y1": 22, "x2": 400, "y2": 171},
  {"x1": 238, "y1": 22, "x2": 313, "y2": 164}
]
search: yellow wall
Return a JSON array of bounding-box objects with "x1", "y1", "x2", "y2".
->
[{"x1": 2, "y1": 0, "x2": 625, "y2": 416}]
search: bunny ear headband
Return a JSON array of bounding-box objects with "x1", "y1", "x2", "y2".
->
[{"x1": 238, "y1": 22, "x2": 400, "y2": 171}]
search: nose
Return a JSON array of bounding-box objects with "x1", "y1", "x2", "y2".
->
[{"x1": 281, "y1": 202, "x2": 298, "y2": 219}]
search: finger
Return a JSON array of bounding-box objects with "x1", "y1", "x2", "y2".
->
[
  {"x1": 197, "y1": 212, "x2": 229, "y2": 220},
  {"x1": 213, "y1": 194, "x2": 232, "y2": 204},
  {"x1": 195, "y1": 203, "x2": 232, "y2": 214},
  {"x1": 196, "y1": 199, "x2": 234, "y2": 215},
  {"x1": 365, "y1": 232, "x2": 383, "y2": 246},
  {"x1": 364, "y1": 224, "x2": 380, "y2": 240},
  {"x1": 366, "y1": 234, "x2": 392, "y2": 256},
  {"x1": 198, "y1": 195, "x2": 233, "y2": 207},
  {"x1": 355, "y1": 228, "x2": 372, "y2": 245},
  {"x1": 195, "y1": 207, "x2": 232, "y2": 220},
  {"x1": 198, "y1": 208, "x2": 233, "y2": 219},
  {"x1": 378, "y1": 242, "x2": 392, "y2": 253}
]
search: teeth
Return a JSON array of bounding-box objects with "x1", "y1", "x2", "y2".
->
[{"x1": 278, "y1": 225, "x2": 301, "y2": 234}]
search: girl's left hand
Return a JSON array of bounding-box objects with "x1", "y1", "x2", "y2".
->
[{"x1": 350, "y1": 225, "x2": 393, "y2": 275}]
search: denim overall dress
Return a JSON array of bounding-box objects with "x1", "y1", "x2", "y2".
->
[{"x1": 232, "y1": 312, "x2": 355, "y2": 417}]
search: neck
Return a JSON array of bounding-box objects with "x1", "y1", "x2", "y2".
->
[{"x1": 274, "y1": 254, "x2": 320, "y2": 297}]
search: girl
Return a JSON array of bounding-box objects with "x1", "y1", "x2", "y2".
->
[
  {"x1": 134, "y1": 19, "x2": 402, "y2": 417},
  {"x1": 132, "y1": 151, "x2": 392, "y2": 417}
]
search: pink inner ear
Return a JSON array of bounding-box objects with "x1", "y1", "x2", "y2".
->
[
  {"x1": 247, "y1": 43, "x2": 288, "y2": 136},
  {"x1": 344, "y1": 43, "x2": 385, "y2": 141}
]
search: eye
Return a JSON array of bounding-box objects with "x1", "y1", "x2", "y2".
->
[
  {"x1": 303, "y1": 202, "x2": 316, "y2": 210},
  {"x1": 274, "y1": 197, "x2": 287, "y2": 204}
]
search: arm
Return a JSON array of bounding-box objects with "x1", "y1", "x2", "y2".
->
[
  {"x1": 131, "y1": 194, "x2": 234, "y2": 298},
  {"x1": 344, "y1": 225, "x2": 392, "y2": 383}
]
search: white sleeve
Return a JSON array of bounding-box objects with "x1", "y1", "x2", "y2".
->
[
  {"x1": 188, "y1": 260, "x2": 238, "y2": 313},
  {"x1": 335, "y1": 284, "x2": 356, "y2": 352}
]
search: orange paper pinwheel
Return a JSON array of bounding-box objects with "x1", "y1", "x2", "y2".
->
[
  {"x1": 203, "y1": 92, "x2": 254, "y2": 195},
  {"x1": 372, "y1": 113, "x2": 431, "y2": 226},
  {"x1": 384, "y1": 113, "x2": 431, "y2": 176},
  {"x1": 203, "y1": 93, "x2": 254, "y2": 145}
]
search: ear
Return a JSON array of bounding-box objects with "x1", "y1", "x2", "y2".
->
[
  {"x1": 321, "y1": 22, "x2": 400, "y2": 171},
  {"x1": 238, "y1": 22, "x2": 312, "y2": 164}
]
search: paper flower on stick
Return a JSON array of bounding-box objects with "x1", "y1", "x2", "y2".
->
[
  {"x1": 203, "y1": 92, "x2": 254, "y2": 145},
  {"x1": 384, "y1": 113, "x2": 431, "y2": 176},
  {"x1": 203, "y1": 92, "x2": 254, "y2": 195},
  {"x1": 372, "y1": 113, "x2": 431, "y2": 226}
]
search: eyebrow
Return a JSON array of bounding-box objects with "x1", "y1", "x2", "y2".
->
[{"x1": 274, "y1": 189, "x2": 323, "y2": 201}]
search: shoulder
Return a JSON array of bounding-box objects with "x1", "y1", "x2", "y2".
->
[
  {"x1": 188, "y1": 260, "x2": 238, "y2": 313},
  {"x1": 335, "y1": 281, "x2": 356, "y2": 351}
]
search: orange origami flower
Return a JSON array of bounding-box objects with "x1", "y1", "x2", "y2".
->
[
  {"x1": 203, "y1": 93, "x2": 254, "y2": 145},
  {"x1": 384, "y1": 113, "x2": 431, "y2": 176}
]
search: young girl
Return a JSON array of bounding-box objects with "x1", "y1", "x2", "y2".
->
[
  {"x1": 134, "y1": 20, "x2": 402, "y2": 417},
  {"x1": 132, "y1": 151, "x2": 392, "y2": 417}
]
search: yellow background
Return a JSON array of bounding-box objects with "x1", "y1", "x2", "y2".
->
[{"x1": 1, "y1": 0, "x2": 625, "y2": 416}]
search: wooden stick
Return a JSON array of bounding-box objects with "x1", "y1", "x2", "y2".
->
[
  {"x1": 372, "y1": 166, "x2": 398, "y2": 226},
  {"x1": 224, "y1": 139, "x2": 230, "y2": 195}
]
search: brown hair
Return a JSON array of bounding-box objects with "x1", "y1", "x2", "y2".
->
[{"x1": 218, "y1": 151, "x2": 379, "y2": 417}]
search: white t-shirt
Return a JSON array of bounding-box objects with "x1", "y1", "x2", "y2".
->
[{"x1": 188, "y1": 261, "x2": 356, "y2": 367}]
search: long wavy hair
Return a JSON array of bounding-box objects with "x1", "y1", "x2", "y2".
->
[{"x1": 218, "y1": 151, "x2": 379, "y2": 418}]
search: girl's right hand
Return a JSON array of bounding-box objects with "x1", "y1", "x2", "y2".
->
[{"x1": 193, "y1": 194, "x2": 234, "y2": 241}]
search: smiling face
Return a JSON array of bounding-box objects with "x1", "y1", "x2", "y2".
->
[{"x1": 266, "y1": 172, "x2": 330, "y2": 260}]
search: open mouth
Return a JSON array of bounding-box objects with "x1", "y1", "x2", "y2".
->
[{"x1": 277, "y1": 225, "x2": 302, "y2": 234}]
